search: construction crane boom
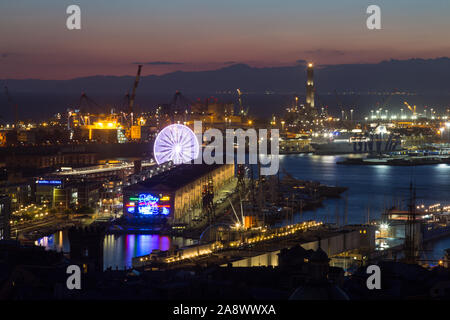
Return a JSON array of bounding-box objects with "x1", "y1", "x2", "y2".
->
[
  {"x1": 403, "y1": 101, "x2": 417, "y2": 116},
  {"x1": 128, "y1": 65, "x2": 142, "y2": 116},
  {"x1": 333, "y1": 89, "x2": 345, "y2": 113},
  {"x1": 4, "y1": 86, "x2": 18, "y2": 125},
  {"x1": 237, "y1": 89, "x2": 243, "y2": 114},
  {"x1": 378, "y1": 92, "x2": 393, "y2": 109}
]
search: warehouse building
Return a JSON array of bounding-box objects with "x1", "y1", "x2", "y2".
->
[
  {"x1": 123, "y1": 163, "x2": 235, "y2": 224},
  {"x1": 35, "y1": 178, "x2": 101, "y2": 210}
]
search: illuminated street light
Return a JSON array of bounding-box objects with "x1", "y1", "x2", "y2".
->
[{"x1": 380, "y1": 223, "x2": 389, "y2": 230}]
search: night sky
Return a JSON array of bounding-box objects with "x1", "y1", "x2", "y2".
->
[{"x1": 1, "y1": 0, "x2": 449, "y2": 79}]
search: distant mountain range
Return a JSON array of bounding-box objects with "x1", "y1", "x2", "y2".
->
[
  {"x1": 3, "y1": 57, "x2": 450, "y2": 95},
  {"x1": 1, "y1": 58, "x2": 450, "y2": 121}
]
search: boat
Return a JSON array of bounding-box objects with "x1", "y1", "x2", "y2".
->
[
  {"x1": 311, "y1": 127, "x2": 402, "y2": 155},
  {"x1": 381, "y1": 206, "x2": 450, "y2": 242},
  {"x1": 421, "y1": 212, "x2": 450, "y2": 241}
]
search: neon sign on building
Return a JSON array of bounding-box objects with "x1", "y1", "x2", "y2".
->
[
  {"x1": 138, "y1": 194, "x2": 159, "y2": 215},
  {"x1": 36, "y1": 180, "x2": 62, "y2": 185},
  {"x1": 126, "y1": 193, "x2": 170, "y2": 216}
]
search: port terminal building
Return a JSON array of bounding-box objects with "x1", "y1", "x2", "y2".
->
[{"x1": 123, "y1": 163, "x2": 235, "y2": 224}]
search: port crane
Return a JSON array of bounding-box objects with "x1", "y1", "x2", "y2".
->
[
  {"x1": 403, "y1": 101, "x2": 417, "y2": 117},
  {"x1": 79, "y1": 92, "x2": 103, "y2": 113},
  {"x1": 312, "y1": 91, "x2": 329, "y2": 123},
  {"x1": 349, "y1": 94, "x2": 359, "y2": 121},
  {"x1": 333, "y1": 90, "x2": 357, "y2": 131},
  {"x1": 333, "y1": 89, "x2": 347, "y2": 120},
  {"x1": 73, "y1": 92, "x2": 105, "y2": 126},
  {"x1": 237, "y1": 89, "x2": 243, "y2": 114},
  {"x1": 372, "y1": 90, "x2": 395, "y2": 120},
  {"x1": 4, "y1": 86, "x2": 18, "y2": 126},
  {"x1": 377, "y1": 92, "x2": 393, "y2": 110},
  {"x1": 236, "y1": 89, "x2": 250, "y2": 125},
  {"x1": 237, "y1": 89, "x2": 248, "y2": 115},
  {"x1": 128, "y1": 64, "x2": 142, "y2": 126},
  {"x1": 67, "y1": 93, "x2": 115, "y2": 130},
  {"x1": 171, "y1": 90, "x2": 191, "y2": 111},
  {"x1": 170, "y1": 90, "x2": 192, "y2": 122}
]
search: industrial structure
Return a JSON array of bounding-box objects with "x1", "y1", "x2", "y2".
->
[
  {"x1": 123, "y1": 163, "x2": 235, "y2": 224},
  {"x1": 305, "y1": 63, "x2": 315, "y2": 109},
  {"x1": 278, "y1": 62, "x2": 323, "y2": 153},
  {"x1": 1, "y1": 55, "x2": 450, "y2": 303}
]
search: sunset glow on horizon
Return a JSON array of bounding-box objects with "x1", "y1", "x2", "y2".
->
[{"x1": 1, "y1": 0, "x2": 449, "y2": 79}]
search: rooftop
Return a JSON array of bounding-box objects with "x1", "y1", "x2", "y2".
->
[{"x1": 124, "y1": 163, "x2": 228, "y2": 193}]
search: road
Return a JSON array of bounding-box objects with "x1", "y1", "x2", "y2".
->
[{"x1": 10, "y1": 216, "x2": 78, "y2": 240}]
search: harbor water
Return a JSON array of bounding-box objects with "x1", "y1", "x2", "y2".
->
[
  {"x1": 36, "y1": 154, "x2": 450, "y2": 268},
  {"x1": 36, "y1": 231, "x2": 196, "y2": 270},
  {"x1": 278, "y1": 154, "x2": 450, "y2": 224}
]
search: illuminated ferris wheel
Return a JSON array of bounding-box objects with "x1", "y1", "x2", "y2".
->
[{"x1": 153, "y1": 124, "x2": 200, "y2": 165}]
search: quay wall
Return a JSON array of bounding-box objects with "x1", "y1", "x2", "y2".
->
[{"x1": 227, "y1": 226, "x2": 375, "y2": 267}]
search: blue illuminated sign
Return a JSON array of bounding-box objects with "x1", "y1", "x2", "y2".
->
[
  {"x1": 126, "y1": 193, "x2": 171, "y2": 216},
  {"x1": 36, "y1": 180, "x2": 62, "y2": 185},
  {"x1": 136, "y1": 193, "x2": 170, "y2": 216},
  {"x1": 138, "y1": 194, "x2": 160, "y2": 215}
]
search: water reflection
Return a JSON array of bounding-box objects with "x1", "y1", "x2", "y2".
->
[
  {"x1": 36, "y1": 230, "x2": 196, "y2": 270},
  {"x1": 422, "y1": 237, "x2": 450, "y2": 264},
  {"x1": 34, "y1": 155, "x2": 450, "y2": 268},
  {"x1": 278, "y1": 154, "x2": 450, "y2": 225},
  {"x1": 35, "y1": 230, "x2": 68, "y2": 253},
  {"x1": 277, "y1": 154, "x2": 450, "y2": 260}
]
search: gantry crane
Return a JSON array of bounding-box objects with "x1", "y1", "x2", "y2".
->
[
  {"x1": 237, "y1": 89, "x2": 244, "y2": 115},
  {"x1": 403, "y1": 101, "x2": 417, "y2": 116},
  {"x1": 4, "y1": 86, "x2": 18, "y2": 126},
  {"x1": 334, "y1": 89, "x2": 346, "y2": 119},
  {"x1": 236, "y1": 88, "x2": 249, "y2": 119},
  {"x1": 128, "y1": 64, "x2": 142, "y2": 126}
]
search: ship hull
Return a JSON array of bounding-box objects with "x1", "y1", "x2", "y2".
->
[{"x1": 311, "y1": 140, "x2": 402, "y2": 155}]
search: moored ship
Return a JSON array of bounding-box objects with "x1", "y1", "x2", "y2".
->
[{"x1": 311, "y1": 127, "x2": 402, "y2": 155}]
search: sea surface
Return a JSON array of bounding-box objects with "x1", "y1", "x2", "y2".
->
[
  {"x1": 36, "y1": 154, "x2": 450, "y2": 269},
  {"x1": 36, "y1": 231, "x2": 196, "y2": 270},
  {"x1": 278, "y1": 154, "x2": 450, "y2": 224}
]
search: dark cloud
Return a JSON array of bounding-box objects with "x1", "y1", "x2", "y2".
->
[
  {"x1": 295, "y1": 59, "x2": 307, "y2": 65},
  {"x1": 223, "y1": 61, "x2": 237, "y2": 65},
  {"x1": 132, "y1": 61, "x2": 184, "y2": 65},
  {"x1": 1, "y1": 52, "x2": 17, "y2": 58},
  {"x1": 303, "y1": 49, "x2": 347, "y2": 56}
]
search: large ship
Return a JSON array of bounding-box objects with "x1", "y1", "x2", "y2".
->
[{"x1": 311, "y1": 127, "x2": 402, "y2": 155}]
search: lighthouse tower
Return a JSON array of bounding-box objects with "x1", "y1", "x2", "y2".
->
[{"x1": 305, "y1": 62, "x2": 315, "y2": 109}]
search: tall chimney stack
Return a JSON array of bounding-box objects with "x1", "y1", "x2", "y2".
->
[{"x1": 306, "y1": 63, "x2": 315, "y2": 109}]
